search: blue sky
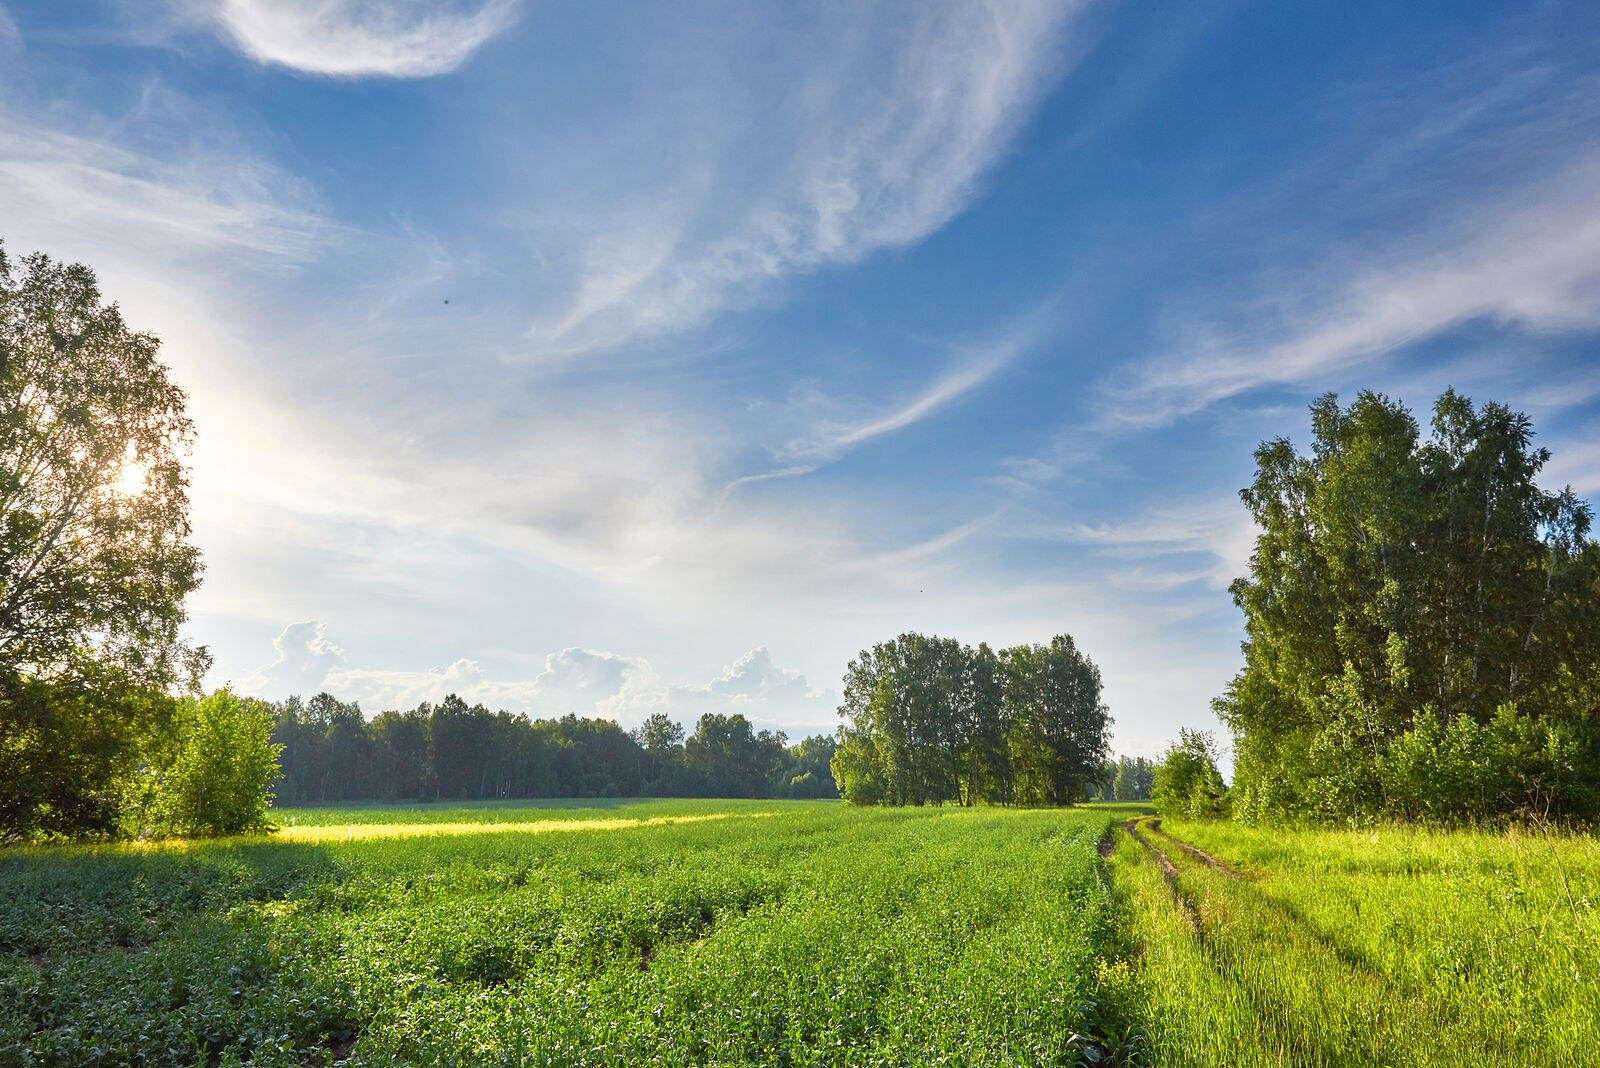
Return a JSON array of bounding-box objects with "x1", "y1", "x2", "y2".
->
[{"x1": 3, "y1": 1, "x2": 1598, "y2": 756}]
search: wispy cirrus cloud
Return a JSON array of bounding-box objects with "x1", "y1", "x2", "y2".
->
[
  {"x1": 192, "y1": 0, "x2": 520, "y2": 78},
  {"x1": 1106, "y1": 150, "x2": 1600, "y2": 428},
  {"x1": 1015, "y1": 496, "x2": 1257, "y2": 591},
  {"x1": 524, "y1": 1, "x2": 1090, "y2": 358},
  {"x1": 725, "y1": 300, "x2": 1057, "y2": 493},
  {"x1": 0, "y1": 111, "x2": 327, "y2": 262}
]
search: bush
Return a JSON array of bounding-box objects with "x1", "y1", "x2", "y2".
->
[
  {"x1": 145, "y1": 690, "x2": 283, "y2": 837},
  {"x1": 0, "y1": 670, "x2": 176, "y2": 840},
  {"x1": 1383, "y1": 704, "x2": 1597, "y2": 823},
  {"x1": 1152, "y1": 728, "x2": 1229, "y2": 818}
]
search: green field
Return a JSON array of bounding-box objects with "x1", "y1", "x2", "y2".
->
[
  {"x1": 0, "y1": 801, "x2": 1137, "y2": 1067},
  {"x1": 5, "y1": 801, "x2": 1597, "y2": 1067}
]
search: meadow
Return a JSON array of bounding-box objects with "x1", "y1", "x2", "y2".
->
[
  {"x1": 0, "y1": 800, "x2": 1137, "y2": 1067},
  {"x1": 1106, "y1": 814, "x2": 1600, "y2": 1067}
]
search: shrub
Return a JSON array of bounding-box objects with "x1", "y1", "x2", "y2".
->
[
  {"x1": 145, "y1": 689, "x2": 283, "y2": 836},
  {"x1": 1152, "y1": 728, "x2": 1229, "y2": 818}
]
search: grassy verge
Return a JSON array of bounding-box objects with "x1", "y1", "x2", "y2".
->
[{"x1": 1106, "y1": 814, "x2": 1599, "y2": 1067}]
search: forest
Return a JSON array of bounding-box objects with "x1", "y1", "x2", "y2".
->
[{"x1": 267, "y1": 694, "x2": 840, "y2": 803}]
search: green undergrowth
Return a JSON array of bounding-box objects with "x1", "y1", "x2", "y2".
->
[{"x1": 1, "y1": 801, "x2": 1131, "y2": 1067}]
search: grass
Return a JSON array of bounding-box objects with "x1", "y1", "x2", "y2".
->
[
  {"x1": 8, "y1": 798, "x2": 1598, "y2": 1067},
  {"x1": 0, "y1": 800, "x2": 1128, "y2": 1067},
  {"x1": 1106, "y1": 813, "x2": 1600, "y2": 1067}
]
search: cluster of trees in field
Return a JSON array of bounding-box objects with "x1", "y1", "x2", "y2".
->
[
  {"x1": 1210, "y1": 390, "x2": 1600, "y2": 823},
  {"x1": 831, "y1": 633, "x2": 1109, "y2": 806},
  {"x1": 269, "y1": 693, "x2": 839, "y2": 803}
]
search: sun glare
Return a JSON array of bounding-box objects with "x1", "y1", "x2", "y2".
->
[{"x1": 114, "y1": 455, "x2": 149, "y2": 497}]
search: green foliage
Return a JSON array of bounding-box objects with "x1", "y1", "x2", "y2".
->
[
  {"x1": 0, "y1": 801, "x2": 1126, "y2": 1066},
  {"x1": 1382, "y1": 704, "x2": 1597, "y2": 822},
  {"x1": 834, "y1": 631, "x2": 1109, "y2": 806},
  {"x1": 682, "y1": 712, "x2": 787, "y2": 798},
  {"x1": 0, "y1": 669, "x2": 176, "y2": 840},
  {"x1": 1219, "y1": 389, "x2": 1600, "y2": 823},
  {"x1": 266, "y1": 690, "x2": 838, "y2": 804},
  {"x1": 1111, "y1": 755, "x2": 1156, "y2": 801},
  {"x1": 1151, "y1": 728, "x2": 1228, "y2": 818},
  {"x1": 830, "y1": 729, "x2": 887, "y2": 805},
  {"x1": 145, "y1": 690, "x2": 283, "y2": 837},
  {"x1": 0, "y1": 242, "x2": 209, "y2": 839},
  {"x1": 0, "y1": 242, "x2": 206, "y2": 692}
]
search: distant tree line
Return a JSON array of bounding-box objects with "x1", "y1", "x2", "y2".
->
[
  {"x1": 830, "y1": 633, "x2": 1109, "y2": 806},
  {"x1": 1217, "y1": 390, "x2": 1600, "y2": 823},
  {"x1": 1100, "y1": 755, "x2": 1155, "y2": 801},
  {"x1": 268, "y1": 693, "x2": 839, "y2": 804}
]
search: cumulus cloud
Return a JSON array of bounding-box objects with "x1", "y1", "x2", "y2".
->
[
  {"x1": 198, "y1": 0, "x2": 520, "y2": 78},
  {"x1": 248, "y1": 620, "x2": 349, "y2": 696},
  {"x1": 243, "y1": 622, "x2": 836, "y2": 731},
  {"x1": 662, "y1": 647, "x2": 836, "y2": 731}
]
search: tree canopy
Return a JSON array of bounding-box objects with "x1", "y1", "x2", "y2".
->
[
  {"x1": 0, "y1": 244, "x2": 205, "y2": 690},
  {"x1": 1218, "y1": 389, "x2": 1600, "y2": 822},
  {"x1": 0, "y1": 243, "x2": 208, "y2": 838},
  {"x1": 831, "y1": 632, "x2": 1108, "y2": 806}
]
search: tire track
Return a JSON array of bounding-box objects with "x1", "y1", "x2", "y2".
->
[
  {"x1": 1147, "y1": 819, "x2": 1240, "y2": 879},
  {"x1": 1116, "y1": 818, "x2": 1204, "y2": 938}
]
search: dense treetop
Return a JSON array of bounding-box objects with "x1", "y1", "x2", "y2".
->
[
  {"x1": 1218, "y1": 389, "x2": 1600, "y2": 822},
  {"x1": 0, "y1": 244, "x2": 205, "y2": 691},
  {"x1": 832, "y1": 632, "x2": 1109, "y2": 806}
]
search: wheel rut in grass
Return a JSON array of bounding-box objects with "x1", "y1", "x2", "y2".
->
[
  {"x1": 1145, "y1": 820, "x2": 1399, "y2": 983},
  {"x1": 1117, "y1": 818, "x2": 1204, "y2": 939},
  {"x1": 1113, "y1": 818, "x2": 1468, "y2": 1066},
  {"x1": 1147, "y1": 819, "x2": 1239, "y2": 879}
]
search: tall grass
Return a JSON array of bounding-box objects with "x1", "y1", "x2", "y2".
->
[{"x1": 1111, "y1": 815, "x2": 1599, "y2": 1067}]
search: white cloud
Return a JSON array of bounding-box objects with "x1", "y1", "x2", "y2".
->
[
  {"x1": 787, "y1": 324, "x2": 1041, "y2": 462},
  {"x1": 243, "y1": 622, "x2": 836, "y2": 731},
  {"x1": 0, "y1": 113, "x2": 327, "y2": 263},
  {"x1": 1010, "y1": 496, "x2": 1257, "y2": 592},
  {"x1": 1542, "y1": 438, "x2": 1600, "y2": 497},
  {"x1": 524, "y1": 1, "x2": 1087, "y2": 357},
  {"x1": 247, "y1": 620, "x2": 348, "y2": 696},
  {"x1": 198, "y1": 0, "x2": 520, "y2": 78},
  {"x1": 1105, "y1": 147, "x2": 1600, "y2": 430}
]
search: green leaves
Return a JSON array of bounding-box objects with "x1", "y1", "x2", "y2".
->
[
  {"x1": 1220, "y1": 389, "x2": 1600, "y2": 823},
  {"x1": 1151, "y1": 729, "x2": 1228, "y2": 819},
  {"x1": 834, "y1": 632, "x2": 1109, "y2": 807},
  {"x1": 0, "y1": 242, "x2": 208, "y2": 839},
  {"x1": 144, "y1": 690, "x2": 284, "y2": 838},
  {"x1": 0, "y1": 243, "x2": 205, "y2": 693}
]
